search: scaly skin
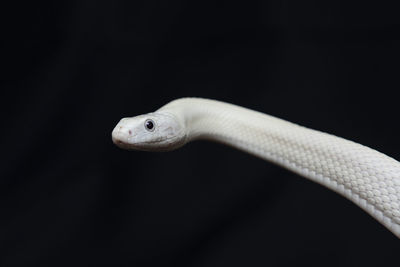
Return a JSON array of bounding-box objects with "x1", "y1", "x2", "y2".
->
[{"x1": 112, "y1": 97, "x2": 400, "y2": 238}]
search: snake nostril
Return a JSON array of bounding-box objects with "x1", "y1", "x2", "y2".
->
[{"x1": 128, "y1": 130, "x2": 132, "y2": 135}]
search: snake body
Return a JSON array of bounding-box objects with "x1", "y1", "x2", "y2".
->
[{"x1": 112, "y1": 97, "x2": 400, "y2": 238}]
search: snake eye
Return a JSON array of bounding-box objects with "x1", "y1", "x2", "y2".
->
[{"x1": 144, "y1": 119, "x2": 155, "y2": 132}]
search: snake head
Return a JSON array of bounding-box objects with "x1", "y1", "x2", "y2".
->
[{"x1": 112, "y1": 111, "x2": 186, "y2": 151}]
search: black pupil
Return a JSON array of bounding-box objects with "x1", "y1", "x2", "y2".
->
[{"x1": 146, "y1": 120, "x2": 154, "y2": 130}]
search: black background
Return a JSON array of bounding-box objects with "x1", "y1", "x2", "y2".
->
[{"x1": 2, "y1": 0, "x2": 400, "y2": 266}]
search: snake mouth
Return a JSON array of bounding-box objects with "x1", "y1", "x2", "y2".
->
[
  {"x1": 111, "y1": 135, "x2": 130, "y2": 150},
  {"x1": 111, "y1": 133, "x2": 180, "y2": 150},
  {"x1": 127, "y1": 132, "x2": 186, "y2": 152},
  {"x1": 141, "y1": 133, "x2": 182, "y2": 144}
]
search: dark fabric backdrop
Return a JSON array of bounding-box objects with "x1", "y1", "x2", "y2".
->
[{"x1": 1, "y1": 0, "x2": 400, "y2": 266}]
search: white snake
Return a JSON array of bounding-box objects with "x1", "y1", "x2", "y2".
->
[{"x1": 112, "y1": 97, "x2": 400, "y2": 238}]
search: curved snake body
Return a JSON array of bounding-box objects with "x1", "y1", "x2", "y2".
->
[{"x1": 112, "y1": 98, "x2": 400, "y2": 238}]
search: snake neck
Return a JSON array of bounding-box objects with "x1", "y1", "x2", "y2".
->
[{"x1": 159, "y1": 97, "x2": 294, "y2": 145}]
